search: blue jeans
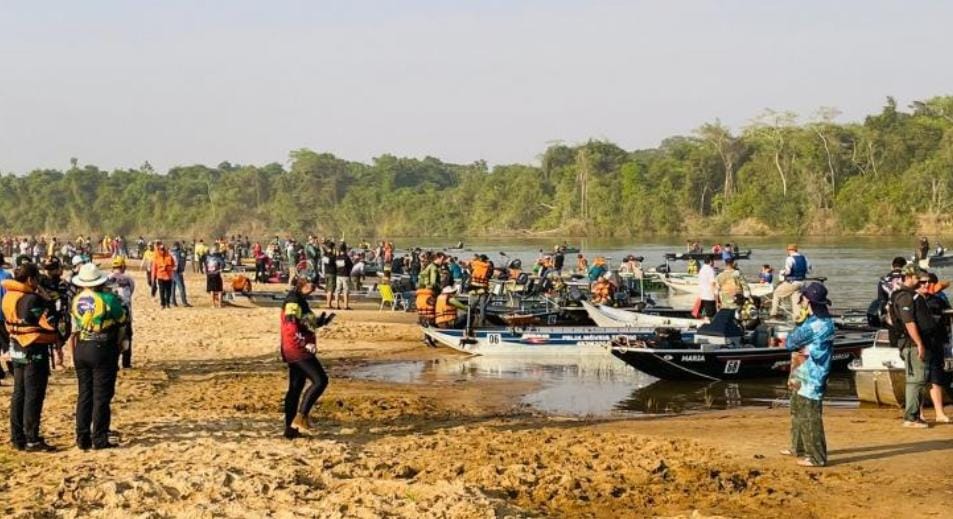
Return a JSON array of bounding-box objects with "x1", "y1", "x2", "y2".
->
[{"x1": 172, "y1": 271, "x2": 189, "y2": 305}]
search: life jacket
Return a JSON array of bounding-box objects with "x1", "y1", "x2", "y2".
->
[
  {"x1": 788, "y1": 254, "x2": 808, "y2": 281},
  {"x1": 1, "y1": 280, "x2": 58, "y2": 347},
  {"x1": 415, "y1": 288, "x2": 436, "y2": 322},
  {"x1": 435, "y1": 293, "x2": 457, "y2": 326},
  {"x1": 470, "y1": 260, "x2": 490, "y2": 287},
  {"x1": 231, "y1": 275, "x2": 252, "y2": 294}
]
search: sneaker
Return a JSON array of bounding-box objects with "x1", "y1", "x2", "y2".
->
[
  {"x1": 76, "y1": 438, "x2": 92, "y2": 451},
  {"x1": 903, "y1": 420, "x2": 930, "y2": 429},
  {"x1": 11, "y1": 441, "x2": 26, "y2": 451},
  {"x1": 24, "y1": 441, "x2": 57, "y2": 452}
]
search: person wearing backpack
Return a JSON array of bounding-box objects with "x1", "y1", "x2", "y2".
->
[{"x1": 888, "y1": 265, "x2": 933, "y2": 428}]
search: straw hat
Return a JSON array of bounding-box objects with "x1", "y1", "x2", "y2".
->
[{"x1": 72, "y1": 263, "x2": 109, "y2": 288}]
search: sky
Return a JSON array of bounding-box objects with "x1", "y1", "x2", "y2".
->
[{"x1": 1, "y1": 0, "x2": 951, "y2": 174}]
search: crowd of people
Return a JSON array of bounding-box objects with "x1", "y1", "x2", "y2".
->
[{"x1": 1, "y1": 250, "x2": 132, "y2": 452}]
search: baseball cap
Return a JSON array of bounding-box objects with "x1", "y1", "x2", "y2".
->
[{"x1": 801, "y1": 283, "x2": 831, "y2": 305}]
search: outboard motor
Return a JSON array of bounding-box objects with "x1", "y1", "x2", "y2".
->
[
  {"x1": 866, "y1": 299, "x2": 882, "y2": 328},
  {"x1": 656, "y1": 263, "x2": 670, "y2": 274},
  {"x1": 694, "y1": 309, "x2": 745, "y2": 349}
]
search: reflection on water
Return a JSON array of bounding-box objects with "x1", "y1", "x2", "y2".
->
[{"x1": 349, "y1": 357, "x2": 858, "y2": 416}]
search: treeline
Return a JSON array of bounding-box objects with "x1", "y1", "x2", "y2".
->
[{"x1": 2, "y1": 96, "x2": 953, "y2": 238}]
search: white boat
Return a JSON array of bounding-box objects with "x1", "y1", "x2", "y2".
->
[
  {"x1": 422, "y1": 325, "x2": 691, "y2": 357},
  {"x1": 849, "y1": 330, "x2": 905, "y2": 407},
  {"x1": 581, "y1": 301, "x2": 705, "y2": 329},
  {"x1": 661, "y1": 274, "x2": 774, "y2": 299}
]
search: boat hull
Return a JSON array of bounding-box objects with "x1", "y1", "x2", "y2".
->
[
  {"x1": 424, "y1": 326, "x2": 689, "y2": 357},
  {"x1": 611, "y1": 338, "x2": 870, "y2": 381}
]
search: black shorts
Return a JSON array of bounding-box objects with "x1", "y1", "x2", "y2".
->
[{"x1": 926, "y1": 349, "x2": 951, "y2": 386}]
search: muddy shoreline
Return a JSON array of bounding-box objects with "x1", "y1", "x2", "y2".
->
[{"x1": 1, "y1": 271, "x2": 951, "y2": 518}]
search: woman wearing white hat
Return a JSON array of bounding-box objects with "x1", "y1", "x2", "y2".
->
[{"x1": 70, "y1": 263, "x2": 128, "y2": 450}]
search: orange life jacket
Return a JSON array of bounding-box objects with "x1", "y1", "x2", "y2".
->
[
  {"x1": 416, "y1": 288, "x2": 436, "y2": 322},
  {"x1": 470, "y1": 260, "x2": 490, "y2": 287},
  {"x1": 435, "y1": 293, "x2": 457, "y2": 325},
  {"x1": 231, "y1": 275, "x2": 252, "y2": 294},
  {"x1": 1, "y1": 280, "x2": 58, "y2": 347}
]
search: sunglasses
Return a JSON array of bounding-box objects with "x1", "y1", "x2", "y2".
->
[{"x1": 917, "y1": 279, "x2": 931, "y2": 286}]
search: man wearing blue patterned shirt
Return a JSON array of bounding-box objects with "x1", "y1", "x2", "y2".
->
[{"x1": 782, "y1": 282, "x2": 834, "y2": 467}]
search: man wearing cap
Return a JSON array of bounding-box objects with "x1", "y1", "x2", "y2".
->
[
  {"x1": 2, "y1": 263, "x2": 60, "y2": 451},
  {"x1": 770, "y1": 244, "x2": 812, "y2": 319},
  {"x1": 782, "y1": 282, "x2": 835, "y2": 467},
  {"x1": 39, "y1": 256, "x2": 73, "y2": 371},
  {"x1": 70, "y1": 263, "x2": 128, "y2": 449},
  {"x1": 888, "y1": 265, "x2": 933, "y2": 428}
]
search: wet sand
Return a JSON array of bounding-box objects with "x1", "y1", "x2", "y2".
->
[{"x1": 1, "y1": 270, "x2": 952, "y2": 518}]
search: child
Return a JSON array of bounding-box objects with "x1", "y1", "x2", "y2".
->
[{"x1": 759, "y1": 264, "x2": 774, "y2": 284}]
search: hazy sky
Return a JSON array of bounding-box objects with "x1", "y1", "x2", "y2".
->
[{"x1": 1, "y1": 0, "x2": 951, "y2": 174}]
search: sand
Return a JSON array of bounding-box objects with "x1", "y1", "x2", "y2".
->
[{"x1": 1, "y1": 269, "x2": 952, "y2": 518}]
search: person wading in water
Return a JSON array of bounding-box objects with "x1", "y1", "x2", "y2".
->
[{"x1": 280, "y1": 277, "x2": 335, "y2": 439}]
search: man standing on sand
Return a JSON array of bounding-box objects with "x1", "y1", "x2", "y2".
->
[
  {"x1": 108, "y1": 257, "x2": 136, "y2": 369},
  {"x1": 170, "y1": 242, "x2": 191, "y2": 307},
  {"x1": 888, "y1": 265, "x2": 933, "y2": 428},
  {"x1": 782, "y1": 283, "x2": 834, "y2": 467}
]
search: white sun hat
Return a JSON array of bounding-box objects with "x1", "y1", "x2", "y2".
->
[{"x1": 72, "y1": 263, "x2": 110, "y2": 288}]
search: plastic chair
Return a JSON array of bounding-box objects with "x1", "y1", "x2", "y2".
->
[{"x1": 378, "y1": 283, "x2": 406, "y2": 311}]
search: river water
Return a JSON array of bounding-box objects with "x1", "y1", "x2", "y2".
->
[{"x1": 353, "y1": 237, "x2": 934, "y2": 416}]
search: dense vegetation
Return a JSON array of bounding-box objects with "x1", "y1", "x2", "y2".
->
[{"x1": 3, "y1": 96, "x2": 953, "y2": 238}]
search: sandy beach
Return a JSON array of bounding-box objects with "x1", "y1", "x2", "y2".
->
[{"x1": 1, "y1": 269, "x2": 952, "y2": 518}]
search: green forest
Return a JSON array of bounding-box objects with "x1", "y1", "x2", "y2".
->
[{"x1": 3, "y1": 96, "x2": 953, "y2": 239}]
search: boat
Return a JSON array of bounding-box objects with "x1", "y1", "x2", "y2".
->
[
  {"x1": 916, "y1": 252, "x2": 953, "y2": 269},
  {"x1": 848, "y1": 330, "x2": 905, "y2": 407},
  {"x1": 660, "y1": 274, "x2": 774, "y2": 299},
  {"x1": 581, "y1": 301, "x2": 704, "y2": 329},
  {"x1": 422, "y1": 325, "x2": 692, "y2": 357},
  {"x1": 664, "y1": 250, "x2": 752, "y2": 262},
  {"x1": 609, "y1": 311, "x2": 873, "y2": 381}
]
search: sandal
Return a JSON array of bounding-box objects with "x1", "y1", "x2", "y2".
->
[
  {"x1": 779, "y1": 449, "x2": 796, "y2": 456},
  {"x1": 796, "y1": 458, "x2": 824, "y2": 467}
]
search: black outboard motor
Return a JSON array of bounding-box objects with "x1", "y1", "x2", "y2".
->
[{"x1": 866, "y1": 299, "x2": 882, "y2": 328}]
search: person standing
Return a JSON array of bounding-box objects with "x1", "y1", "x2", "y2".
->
[
  {"x1": 205, "y1": 246, "x2": 226, "y2": 308},
  {"x1": 151, "y1": 242, "x2": 175, "y2": 309},
  {"x1": 141, "y1": 242, "x2": 156, "y2": 299},
  {"x1": 332, "y1": 243, "x2": 354, "y2": 311},
  {"x1": 553, "y1": 246, "x2": 565, "y2": 275},
  {"x1": 2, "y1": 263, "x2": 60, "y2": 451},
  {"x1": 770, "y1": 244, "x2": 811, "y2": 319},
  {"x1": 715, "y1": 258, "x2": 749, "y2": 310},
  {"x1": 696, "y1": 257, "x2": 718, "y2": 318},
  {"x1": 107, "y1": 257, "x2": 136, "y2": 369},
  {"x1": 70, "y1": 263, "x2": 127, "y2": 449},
  {"x1": 920, "y1": 274, "x2": 951, "y2": 423},
  {"x1": 782, "y1": 283, "x2": 835, "y2": 467},
  {"x1": 888, "y1": 265, "x2": 932, "y2": 428},
  {"x1": 280, "y1": 278, "x2": 333, "y2": 439},
  {"x1": 170, "y1": 242, "x2": 191, "y2": 307}
]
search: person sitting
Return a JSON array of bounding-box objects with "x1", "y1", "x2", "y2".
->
[
  {"x1": 759, "y1": 265, "x2": 774, "y2": 285},
  {"x1": 434, "y1": 286, "x2": 468, "y2": 329},
  {"x1": 591, "y1": 275, "x2": 614, "y2": 305}
]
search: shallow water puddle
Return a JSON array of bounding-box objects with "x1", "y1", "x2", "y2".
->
[{"x1": 350, "y1": 357, "x2": 859, "y2": 416}]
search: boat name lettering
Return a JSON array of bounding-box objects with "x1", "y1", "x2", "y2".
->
[
  {"x1": 680, "y1": 355, "x2": 705, "y2": 362},
  {"x1": 563, "y1": 334, "x2": 612, "y2": 341}
]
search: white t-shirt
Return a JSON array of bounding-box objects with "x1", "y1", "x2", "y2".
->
[{"x1": 697, "y1": 264, "x2": 716, "y2": 301}]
